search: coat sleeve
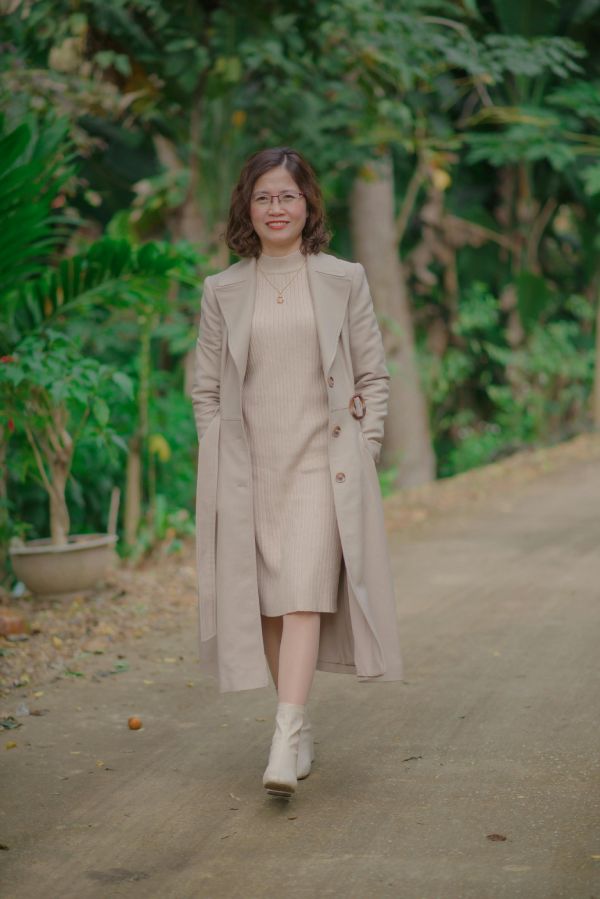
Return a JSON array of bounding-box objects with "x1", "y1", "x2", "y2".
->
[
  {"x1": 191, "y1": 275, "x2": 223, "y2": 441},
  {"x1": 349, "y1": 262, "x2": 390, "y2": 464}
]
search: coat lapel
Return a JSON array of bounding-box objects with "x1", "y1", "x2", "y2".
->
[{"x1": 213, "y1": 251, "x2": 352, "y2": 383}]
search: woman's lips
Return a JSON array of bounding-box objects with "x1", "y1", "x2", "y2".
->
[{"x1": 266, "y1": 221, "x2": 288, "y2": 229}]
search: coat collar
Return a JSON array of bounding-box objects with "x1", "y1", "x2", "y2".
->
[{"x1": 213, "y1": 251, "x2": 352, "y2": 382}]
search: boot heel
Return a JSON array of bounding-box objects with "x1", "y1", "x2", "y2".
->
[
  {"x1": 297, "y1": 715, "x2": 315, "y2": 780},
  {"x1": 264, "y1": 783, "x2": 295, "y2": 798}
]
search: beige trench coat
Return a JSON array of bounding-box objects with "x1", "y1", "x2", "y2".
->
[{"x1": 191, "y1": 250, "x2": 403, "y2": 693}]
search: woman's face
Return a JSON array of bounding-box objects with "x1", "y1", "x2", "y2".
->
[{"x1": 249, "y1": 165, "x2": 308, "y2": 255}]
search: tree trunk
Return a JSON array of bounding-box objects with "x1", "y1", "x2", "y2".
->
[
  {"x1": 350, "y1": 153, "x2": 436, "y2": 487},
  {"x1": 43, "y1": 418, "x2": 71, "y2": 545},
  {"x1": 124, "y1": 434, "x2": 142, "y2": 547},
  {"x1": 0, "y1": 430, "x2": 7, "y2": 583},
  {"x1": 594, "y1": 295, "x2": 600, "y2": 430},
  {"x1": 153, "y1": 103, "x2": 207, "y2": 249},
  {"x1": 48, "y1": 466, "x2": 70, "y2": 545}
]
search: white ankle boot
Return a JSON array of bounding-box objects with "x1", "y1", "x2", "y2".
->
[
  {"x1": 263, "y1": 701, "x2": 305, "y2": 797},
  {"x1": 297, "y1": 713, "x2": 315, "y2": 779}
]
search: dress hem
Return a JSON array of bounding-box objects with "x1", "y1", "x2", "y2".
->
[{"x1": 260, "y1": 606, "x2": 338, "y2": 617}]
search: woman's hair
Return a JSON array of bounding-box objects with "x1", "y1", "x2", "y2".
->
[{"x1": 225, "y1": 146, "x2": 331, "y2": 258}]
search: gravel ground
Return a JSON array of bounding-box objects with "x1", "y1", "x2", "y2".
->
[{"x1": 1, "y1": 432, "x2": 599, "y2": 898}]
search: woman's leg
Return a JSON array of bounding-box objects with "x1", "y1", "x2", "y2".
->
[
  {"x1": 277, "y1": 611, "x2": 321, "y2": 705},
  {"x1": 262, "y1": 611, "x2": 320, "y2": 794},
  {"x1": 260, "y1": 614, "x2": 283, "y2": 688}
]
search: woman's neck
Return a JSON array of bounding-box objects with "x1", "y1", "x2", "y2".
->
[{"x1": 259, "y1": 238, "x2": 303, "y2": 257}]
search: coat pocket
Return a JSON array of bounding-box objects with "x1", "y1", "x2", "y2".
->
[{"x1": 359, "y1": 428, "x2": 380, "y2": 464}]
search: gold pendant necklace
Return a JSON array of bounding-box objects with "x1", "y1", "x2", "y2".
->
[{"x1": 257, "y1": 258, "x2": 306, "y2": 303}]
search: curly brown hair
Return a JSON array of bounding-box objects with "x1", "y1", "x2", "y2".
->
[{"x1": 225, "y1": 146, "x2": 332, "y2": 258}]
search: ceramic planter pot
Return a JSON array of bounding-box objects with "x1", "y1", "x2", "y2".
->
[{"x1": 9, "y1": 533, "x2": 118, "y2": 598}]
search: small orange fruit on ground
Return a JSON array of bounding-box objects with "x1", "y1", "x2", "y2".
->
[{"x1": 128, "y1": 716, "x2": 143, "y2": 730}]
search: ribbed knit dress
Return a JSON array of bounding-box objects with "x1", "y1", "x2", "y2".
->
[{"x1": 241, "y1": 247, "x2": 343, "y2": 617}]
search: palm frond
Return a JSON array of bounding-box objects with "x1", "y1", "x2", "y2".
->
[
  {"x1": 1, "y1": 237, "x2": 197, "y2": 352},
  {"x1": 0, "y1": 114, "x2": 75, "y2": 300}
]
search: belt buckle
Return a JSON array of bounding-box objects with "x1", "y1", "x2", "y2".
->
[{"x1": 349, "y1": 393, "x2": 366, "y2": 420}]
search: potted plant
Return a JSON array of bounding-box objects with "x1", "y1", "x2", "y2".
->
[
  {"x1": 1, "y1": 329, "x2": 132, "y2": 597},
  {"x1": 0, "y1": 116, "x2": 202, "y2": 588}
]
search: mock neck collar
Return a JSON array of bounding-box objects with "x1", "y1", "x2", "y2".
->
[{"x1": 257, "y1": 247, "x2": 306, "y2": 273}]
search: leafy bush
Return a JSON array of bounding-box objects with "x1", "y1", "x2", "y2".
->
[{"x1": 420, "y1": 282, "x2": 595, "y2": 478}]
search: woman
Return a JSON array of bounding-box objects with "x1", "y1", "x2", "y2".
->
[{"x1": 191, "y1": 146, "x2": 403, "y2": 798}]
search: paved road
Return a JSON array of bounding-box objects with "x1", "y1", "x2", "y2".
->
[{"x1": 2, "y1": 459, "x2": 600, "y2": 898}]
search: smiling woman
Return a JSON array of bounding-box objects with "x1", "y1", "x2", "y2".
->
[
  {"x1": 225, "y1": 146, "x2": 331, "y2": 258},
  {"x1": 194, "y1": 146, "x2": 402, "y2": 799},
  {"x1": 250, "y1": 177, "x2": 306, "y2": 254}
]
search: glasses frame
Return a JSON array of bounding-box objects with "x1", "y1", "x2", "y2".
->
[{"x1": 250, "y1": 190, "x2": 305, "y2": 207}]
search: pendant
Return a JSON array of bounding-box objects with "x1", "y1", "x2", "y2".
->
[{"x1": 276, "y1": 294, "x2": 284, "y2": 303}]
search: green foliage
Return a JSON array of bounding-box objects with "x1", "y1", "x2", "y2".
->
[
  {"x1": 2, "y1": 0, "x2": 600, "y2": 553},
  {"x1": 0, "y1": 115, "x2": 75, "y2": 299},
  {"x1": 0, "y1": 330, "x2": 130, "y2": 454},
  {"x1": 4, "y1": 237, "x2": 198, "y2": 349},
  {"x1": 421, "y1": 282, "x2": 596, "y2": 477},
  {"x1": 128, "y1": 494, "x2": 196, "y2": 562}
]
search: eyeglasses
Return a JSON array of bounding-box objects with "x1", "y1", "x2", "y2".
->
[{"x1": 251, "y1": 191, "x2": 305, "y2": 207}]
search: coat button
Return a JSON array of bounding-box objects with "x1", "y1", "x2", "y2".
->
[
  {"x1": 335, "y1": 472, "x2": 345, "y2": 482},
  {"x1": 327, "y1": 375, "x2": 334, "y2": 387},
  {"x1": 332, "y1": 425, "x2": 341, "y2": 437}
]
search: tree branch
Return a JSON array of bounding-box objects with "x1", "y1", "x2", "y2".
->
[
  {"x1": 23, "y1": 425, "x2": 53, "y2": 496},
  {"x1": 396, "y1": 155, "x2": 427, "y2": 246},
  {"x1": 526, "y1": 197, "x2": 558, "y2": 272}
]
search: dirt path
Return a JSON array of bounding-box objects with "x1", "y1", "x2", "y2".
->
[{"x1": 2, "y1": 447, "x2": 600, "y2": 898}]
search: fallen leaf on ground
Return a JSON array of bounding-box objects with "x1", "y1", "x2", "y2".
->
[
  {"x1": 112, "y1": 661, "x2": 129, "y2": 672},
  {"x1": 0, "y1": 717, "x2": 21, "y2": 730}
]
